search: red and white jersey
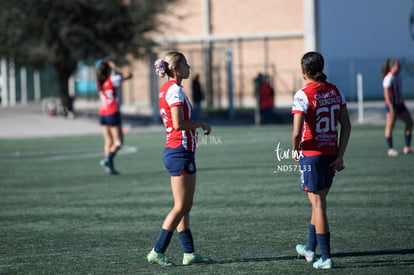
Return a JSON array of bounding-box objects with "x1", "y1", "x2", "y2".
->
[
  {"x1": 383, "y1": 72, "x2": 403, "y2": 105},
  {"x1": 159, "y1": 80, "x2": 197, "y2": 152},
  {"x1": 292, "y1": 81, "x2": 346, "y2": 156},
  {"x1": 97, "y1": 75, "x2": 123, "y2": 116}
]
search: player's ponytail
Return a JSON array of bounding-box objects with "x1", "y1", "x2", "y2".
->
[
  {"x1": 313, "y1": 72, "x2": 327, "y2": 82},
  {"x1": 96, "y1": 61, "x2": 111, "y2": 89},
  {"x1": 381, "y1": 59, "x2": 396, "y2": 79},
  {"x1": 301, "y1": 51, "x2": 327, "y2": 82}
]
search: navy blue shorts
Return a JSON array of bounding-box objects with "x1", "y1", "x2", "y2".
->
[
  {"x1": 99, "y1": 112, "x2": 121, "y2": 126},
  {"x1": 299, "y1": 155, "x2": 336, "y2": 192},
  {"x1": 385, "y1": 104, "x2": 408, "y2": 114},
  {"x1": 163, "y1": 146, "x2": 196, "y2": 176}
]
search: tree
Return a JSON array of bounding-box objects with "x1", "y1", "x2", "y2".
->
[{"x1": 0, "y1": 0, "x2": 176, "y2": 114}]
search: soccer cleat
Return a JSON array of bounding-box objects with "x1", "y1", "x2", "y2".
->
[
  {"x1": 387, "y1": 148, "x2": 399, "y2": 157},
  {"x1": 313, "y1": 258, "x2": 333, "y2": 269},
  {"x1": 100, "y1": 158, "x2": 119, "y2": 175},
  {"x1": 147, "y1": 248, "x2": 174, "y2": 267},
  {"x1": 100, "y1": 158, "x2": 111, "y2": 173},
  {"x1": 296, "y1": 244, "x2": 316, "y2": 263},
  {"x1": 403, "y1": 146, "x2": 414, "y2": 154},
  {"x1": 100, "y1": 158, "x2": 108, "y2": 168},
  {"x1": 108, "y1": 168, "x2": 120, "y2": 175},
  {"x1": 182, "y1": 252, "x2": 210, "y2": 265}
]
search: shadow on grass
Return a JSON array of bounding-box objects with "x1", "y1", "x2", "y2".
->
[
  {"x1": 207, "y1": 248, "x2": 414, "y2": 265},
  {"x1": 332, "y1": 248, "x2": 414, "y2": 258},
  {"x1": 212, "y1": 255, "x2": 297, "y2": 265}
]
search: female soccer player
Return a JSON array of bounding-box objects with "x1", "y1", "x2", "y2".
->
[
  {"x1": 147, "y1": 51, "x2": 211, "y2": 266},
  {"x1": 96, "y1": 61, "x2": 132, "y2": 174},
  {"x1": 381, "y1": 59, "x2": 413, "y2": 156},
  {"x1": 291, "y1": 52, "x2": 351, "y2": 269}
]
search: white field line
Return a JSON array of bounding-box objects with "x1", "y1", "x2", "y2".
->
[{"x1": 1, "y1": 145, "x2": 138, "y2": 162}]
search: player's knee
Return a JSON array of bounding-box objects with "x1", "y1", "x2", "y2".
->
[
  {"x1": 173, "y1": 204, "x2": 192, "y2": 215},
  {"x1": 115, "y1": 141, "x2": 123, "y2": 149}
]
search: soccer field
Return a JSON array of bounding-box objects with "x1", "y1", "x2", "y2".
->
[{"x1": 1, "y1": 124, "x2": 413, "y2": 274}]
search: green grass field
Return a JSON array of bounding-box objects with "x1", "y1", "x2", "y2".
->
[{"x1": 1, "y1": 124, "x2": 413, "y2": 274}]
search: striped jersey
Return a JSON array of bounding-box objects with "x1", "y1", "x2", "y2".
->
[
  {"x1": 383, "y1": 72, "x2": 403, "y2": 105},
  {"x1": 97, "y1": 75, "x2": 123, "y2": 116},
  {"x1": 159, "y1": 80, "x2": 197, "y2": 152},
  {"x1": 292, "y1": 81, "x2": 346, "y2": 156}
]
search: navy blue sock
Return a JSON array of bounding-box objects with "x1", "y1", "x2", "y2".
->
[
  {"x1": 154, "y1": 229, "x2": 173, "y2": 253},
  {"x1": 106, "y1": 151, "x2": 118, "y2": 170},
  {"x1": 316, "y1": 232, "x2": 331, "y2": 260},
  {"x1": 405, "y1": 134, "x2": 411, "y2": 147},
  {"x1": 305, "y1": 224, "x2": 317, "y2": 251},
  {"x1": 385, "y1": 137, "x2": 393, "y2": 149},
  {"x1": 178, "y1": 229, "x2": 195, "y2": 253},
  {"x1": 108, "y1": 151, "x2": 116, "y2": 160}
]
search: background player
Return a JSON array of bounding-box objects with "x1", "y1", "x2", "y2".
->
[
  {"x1": 96, "y1": 61, "x2": 132, "y2": 174},
  {"x1": 381, "y1": 59, "x2": 413, "y2": 156},
  {"x1": 291, "y1": 52, "x2": 351, "y2": 269},
  {"x1": 147, "y1": 51, "x2": 211, "y2": 266}
]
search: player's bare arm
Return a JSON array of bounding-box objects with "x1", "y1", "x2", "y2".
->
[
  {"x1": 108, "y1": 61, "x2": 133, "y2": 80},
  {"x1": 171, "y1": 105, "x2": 211, "y2": 135},
  {"x1": 330, "y1": 106, "x2": 351, "y2": 172},
  {"x1": 292, "y1": 112, "x2": 304, "y2": 161}
]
